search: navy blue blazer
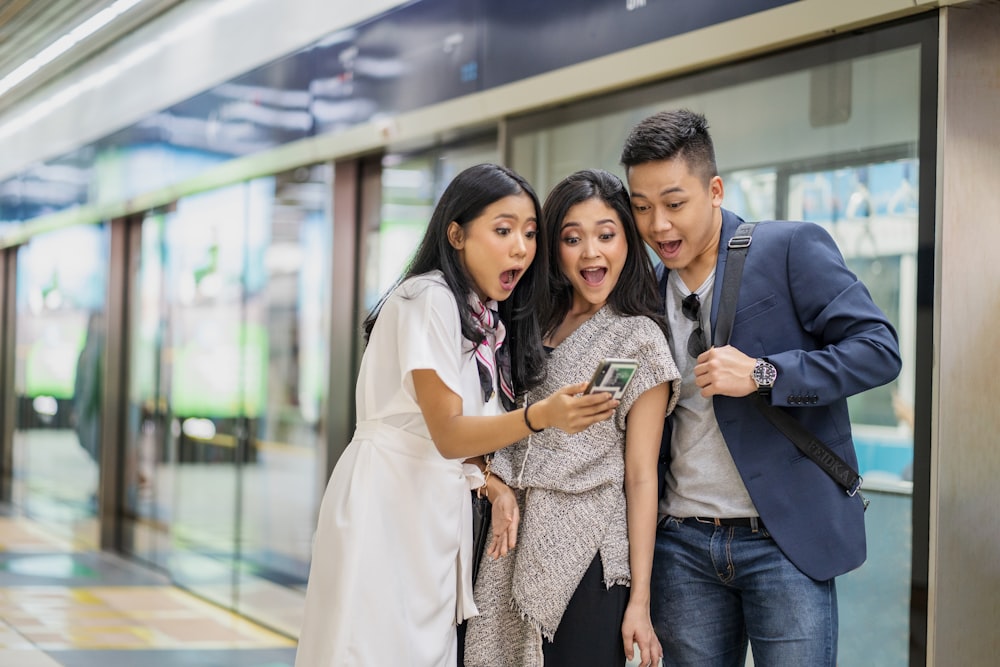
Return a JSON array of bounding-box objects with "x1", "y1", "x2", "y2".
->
[{"x1": 658, "y1": 209, "x2": 901, "y2": 581}]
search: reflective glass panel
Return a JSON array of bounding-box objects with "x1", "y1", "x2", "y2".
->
[
  {"x1": 12, "y1": 224, "x2": 109, "y2": 547},
  {"x1": 122, "y1": 165, "x2": 332, "y2": 635},
  {"x1": 362, "y1": 141, "x2": 499, "y2": 311},
  {"x1": 237, "y1": 165, "x2": 333, "y2": 634}
]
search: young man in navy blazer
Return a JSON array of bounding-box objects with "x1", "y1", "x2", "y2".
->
[{"x1": 621, "y1": 109, "x2": 901, "y2": 666}]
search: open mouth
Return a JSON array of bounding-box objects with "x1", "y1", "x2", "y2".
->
[
  {"x1": 659, "y1": 240, "x2": 682, "y2": 257},
  {"x1": 581, "y1": 267, "x2": 607, "y2": 286},
  {"x1": 500, "y1": 269, "x2": 520, "y2": 289}
]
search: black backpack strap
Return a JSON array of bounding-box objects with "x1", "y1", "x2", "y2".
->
[
  {"x1": 752, "y1": 394, "x2": 865, "y2": 499},
  {"x1": 713, "y1": 222, "x2": 755, "y2": 347},
  {"x1": 656, "y1": 262, "x2": 669, "y2": 305},
  {"x1": 656, "y1": 262, "x2": 671, "y2": 499}
]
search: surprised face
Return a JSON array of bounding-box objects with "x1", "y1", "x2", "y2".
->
[
  {"x1": 557, "y1": 197, "x2": 628, "y2": 314},
  {"x1": 449, "y1": 193, "x2": 538, "y2": 303}
]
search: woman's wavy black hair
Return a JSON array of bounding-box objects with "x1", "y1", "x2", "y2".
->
[
  {"x1": 539, "y1": 168, "x2": 668, "y2": 340},
  {"x1": 363, "y1": 163, "x2": 548, "y2": 394}
]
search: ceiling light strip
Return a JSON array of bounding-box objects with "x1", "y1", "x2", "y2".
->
[{"x1": 0, "y1": 0, "x2": 147, "y2": 99}]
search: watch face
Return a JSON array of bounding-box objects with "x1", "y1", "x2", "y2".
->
[{"x1": 754, "y1": 360, "x2": 777, "y2": 387}]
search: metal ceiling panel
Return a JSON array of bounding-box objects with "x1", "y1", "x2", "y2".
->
[{"x1": 0, "y1": 0, "x2": 185, "y2": 111}]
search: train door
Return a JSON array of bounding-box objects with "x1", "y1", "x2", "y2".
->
[
  {"x1": 122, "y1": 165, "x2": 333, "y2": 633},
  {"x1": 9, "y1": 224, "x2": 110, "y2": 548}
]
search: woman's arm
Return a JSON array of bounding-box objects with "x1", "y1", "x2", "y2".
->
[
  {"x1": 412, "y1": 369, "x2": 617, "y2": 459},
  {"x1": 621, "y1": 382, "x2": 668, "y2": 667},
  {"x1": 465, "y1": 456, "x2": 519, "y2": 559}
]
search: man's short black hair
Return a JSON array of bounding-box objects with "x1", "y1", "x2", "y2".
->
[{"x1": 620, "y1": 109, "x2": 718, "y2": 184}]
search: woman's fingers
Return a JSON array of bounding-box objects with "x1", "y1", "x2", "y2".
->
[
  {"x1": 565, "y1": 396, "x2": 617, "y2": 432},
  {"x1": 540, "y1": 382, "x2": 619, "y2": 434},
  {"x1": 487, "y1": 497, "x2": 519, "y2": 559}
]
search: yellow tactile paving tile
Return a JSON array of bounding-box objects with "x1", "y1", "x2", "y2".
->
[
  {"x1": 0, "y1": 586, "x2": 295, "y2": 651},
  {"x1": 0, "y1": 518, "x2": 76, "y2": 553}
]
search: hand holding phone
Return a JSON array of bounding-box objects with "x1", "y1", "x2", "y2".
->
[{"x1": 584, "y1": 358, "x2": 639, "y2": 400}]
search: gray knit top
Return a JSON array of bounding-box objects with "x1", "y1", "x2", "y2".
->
[{"x1": 464, "y1": 306, "x2": 680, "y2": 667}]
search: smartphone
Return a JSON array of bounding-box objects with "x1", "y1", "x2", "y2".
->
[{"x1": 584, "y1": 358, "x2": 639, "y2": 399}]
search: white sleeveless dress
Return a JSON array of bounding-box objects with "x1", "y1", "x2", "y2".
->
[{"x1": 294, "y1": 271, "x2": 499, "y2": 666}]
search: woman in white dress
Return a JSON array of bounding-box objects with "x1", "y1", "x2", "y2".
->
[{"x1": 294, "y1": 163, "x2": 618, "y2": 667}]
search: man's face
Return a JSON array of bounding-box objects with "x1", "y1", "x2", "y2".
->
[{"x1": 626, "y1": 157, "x2": 724, "y2": 286}]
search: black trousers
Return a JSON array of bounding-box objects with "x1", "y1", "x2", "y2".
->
[
  {"x1": 457, "y1": 554, "x2": 628, "y2": 666},
  {"x1": 542, "y1": 553, "x2": 629, "y2": 666}
]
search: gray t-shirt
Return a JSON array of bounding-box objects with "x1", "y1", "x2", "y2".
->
[{"x1": 659, "y1": 270, "x2": 758, "y2": 519}]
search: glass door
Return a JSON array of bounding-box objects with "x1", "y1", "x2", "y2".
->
[
  {"x1": 12, "y1": 224, "x2": 109, "y2": 548},
  {"x1": 122, "y1": 166, "x2": 332, "y2": 632},
  {"x1": 123, "y1": 180, "x2": 267, "y2": 612},
  {"x1": 236, "y1": 165, "x2": 333, "y2": 634},
  {"x1": 123, "y1": 208, "x2": 170, "y2": 570},
  {"x1": 162, "y1": 182, "x2": 260, "y2": 611},
  {"x1": 365, "y1": 141, "x2": 499, "y2": 310}
]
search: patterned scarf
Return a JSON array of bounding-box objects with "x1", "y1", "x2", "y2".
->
[{"x1": 469, "y1": 294, "x2": 516, "y2": 412}]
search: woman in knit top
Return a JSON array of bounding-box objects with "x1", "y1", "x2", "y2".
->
[{"x1": 465, "y1": 169, "x2": 680, "y2": 667}]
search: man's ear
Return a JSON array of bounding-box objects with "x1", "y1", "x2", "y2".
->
[
  {"x1": 709, "y1": 175, "x2": 725, "y2": 207},
  {"x1": 447, "y1": 221, "x2": 465, "y2": 249}
]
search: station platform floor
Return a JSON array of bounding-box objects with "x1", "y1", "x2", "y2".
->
[
  {"x1": 1, "y1": 487, "x2": 912, "y2": 666},
  {"x1": 0, "y1": 506, "x2": 296, "y2": 667}
]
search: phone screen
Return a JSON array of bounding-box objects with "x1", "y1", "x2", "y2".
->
[{"x1": 585, "y1": 358, "x2": 639, "y2": 399}]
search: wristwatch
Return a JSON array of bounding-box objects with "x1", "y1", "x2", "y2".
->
[{"x1": 751, "y1": 358, "x2": 777, "y2": 396}]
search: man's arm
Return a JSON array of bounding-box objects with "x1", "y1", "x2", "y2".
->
[
  {"x1": 693, "y1": 221, "x2": 901, "y2": 402},
  {"x1": 767, "y1": 221, "x2": 901, "y2": 403}
]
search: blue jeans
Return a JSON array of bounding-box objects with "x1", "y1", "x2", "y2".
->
[{"x1": 651, "y1": 517, "x2": 838, "y2": 666}]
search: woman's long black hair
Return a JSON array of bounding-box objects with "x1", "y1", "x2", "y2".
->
[
  {"x1": 363, "y1": 163, "x2": 548, "y2": 394},
  {"x1": 539, "y1": 168, "x2": 668, "y2": 340}
]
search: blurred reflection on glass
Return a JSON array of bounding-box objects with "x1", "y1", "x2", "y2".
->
[
  {"x1": 73, "y1": 313, "x2": 105, "y2": 469},
  {"x1": 238, "y1": 165, "x2": 333, "y2": 634},
  {"x1": 721, "y1": 169, "x2": 776, "y2": 221},
  {"x1": 123, "y1": 165, "x2": 333, "y2": 635},
  {"x1": 124, "y1": 210, "x2": 170, "y2": 571},
  {"x1": 364, "y1": 141, "x2": 498, "y2": 311},
  {"x1": 789, "y1": 158, "x2": 919, "y2": 489},
  {"x1": 13, "y1": 224, "x2": 109, "y2": 547}
]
